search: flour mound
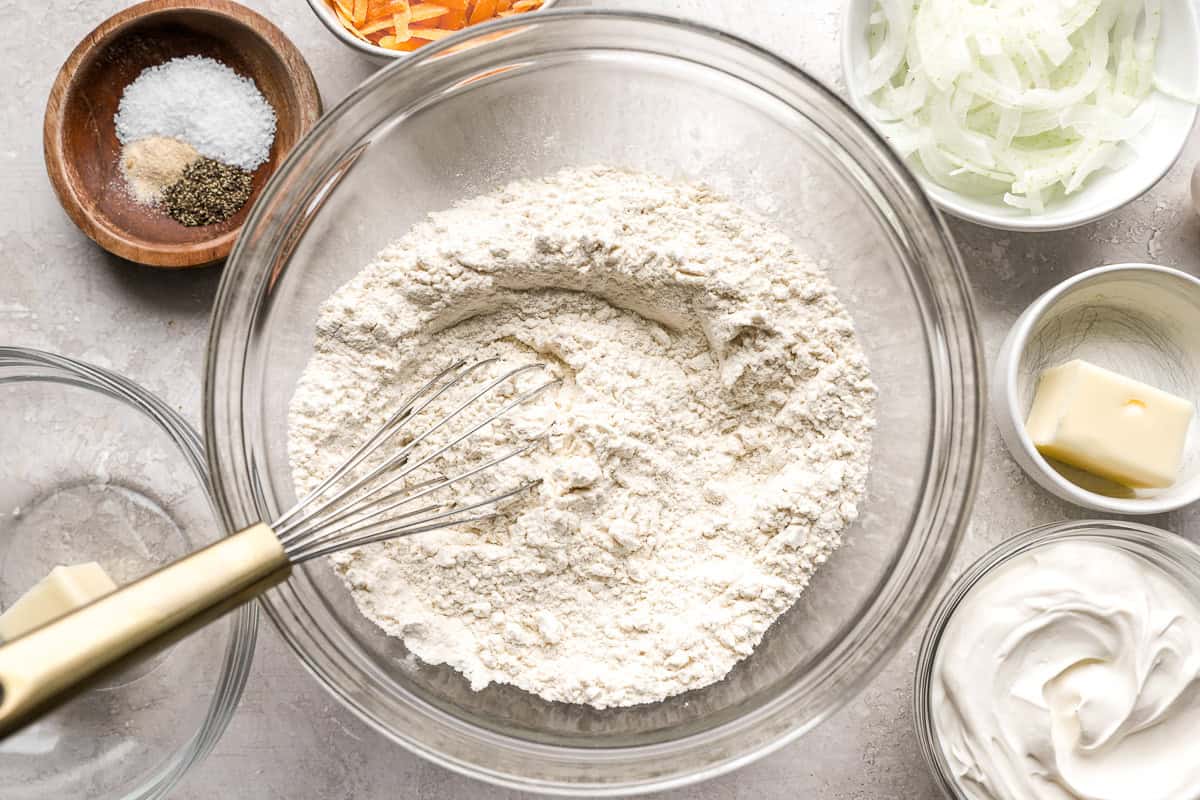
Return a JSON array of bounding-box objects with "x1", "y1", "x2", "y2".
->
[{"x1": 288, "y1": 166, "x2": 876, "y2": 709}]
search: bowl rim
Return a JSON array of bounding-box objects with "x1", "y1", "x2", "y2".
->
[
  {"x1": 42, "y1": 0, "x2": 321, "y2": 268},
  {"x1": 994, "y1": 262, "x2": 1200, "y2": 515},
  {"x1": 838, "y1": 0, "x2": 1200, "y2": 232},
  {"x1": 0, "y1": 345, "x2": 257, "y2": 800},
  {"x1": 304, "y1": 0, "x2": 562, "y2": 61},
  {"x1": 205, "y1": 8, "x2": 985, "y2": 794},
  {"x1": 912, "y1": 519, "x2": 1200, "y2": 797}
]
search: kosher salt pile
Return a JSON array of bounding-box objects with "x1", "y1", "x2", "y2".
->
[{"x1": 114, "y1": 55, "x2": 276, "y2": 226}]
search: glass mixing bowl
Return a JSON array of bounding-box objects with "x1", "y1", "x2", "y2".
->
[
  {"x1": 205, "y1": 10, "x2": 984, "y2": 794},
  {"x1": 913, "y1": 520, "x2": 1200, "y2": 798},
  {"x1": 0, "y1": 347, "x2": 256, "y2": 799}
]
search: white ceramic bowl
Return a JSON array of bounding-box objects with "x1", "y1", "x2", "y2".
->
[
  {"x1": 993, "y1": 264, "x2": 1200, "y2": 514},
  {"x1": 841, "y1": 0, "x2": 1200, "y2": 231},
  {"x1": 306, "y1": 0, "x2": 559, "y2": 62}
]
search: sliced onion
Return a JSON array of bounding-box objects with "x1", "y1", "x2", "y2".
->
[
  {"x1": 932, "y1": 92, "x2": 996, "y2": 167},
  {"x1": 1016, "y1": 110, "x2": 1061, "y2": 138},
  {"x1": 1065, "y1": 141, "x2": 1120, "y2": 193},
  {"x1": 865, "y1": 0, "x2": 1176, "y2": 212},
  {"x1": 863, "y1": 0, "x2": 911, "y2": 94},
  {"x1": 1060, "y1": 102, "x2": 1154, "y2": 141}
]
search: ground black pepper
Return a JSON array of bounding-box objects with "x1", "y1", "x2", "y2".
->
[{"x1": 162, "y1": 157, "x2": 253, "y2": 226}]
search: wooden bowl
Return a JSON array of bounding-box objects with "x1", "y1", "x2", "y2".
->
[{"x1": 44, "y1": 0, "x2": 322, "y2": 268}]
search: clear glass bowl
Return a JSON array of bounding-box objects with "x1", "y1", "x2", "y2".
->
[
  {"x1": 0, "y1": 347, "x2": 256, "y2": 800},
  {"x1": 913, "y1": 520, "x2": 1200, "y2": 798},
  {"x1": 205, "y1": 10, "x2": 984, "y2": 794}
]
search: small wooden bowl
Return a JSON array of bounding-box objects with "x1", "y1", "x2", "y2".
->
[{"x1": 44, "y1": 0, "x2": 322, "y2": 268}]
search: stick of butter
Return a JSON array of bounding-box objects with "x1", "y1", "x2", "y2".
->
[
  {"x1": 0, "y1": 563, "x2": 117, "y2": 641},
  {"x1": 1026, "y1": 359, "x2": 1195, "y2": 489}
]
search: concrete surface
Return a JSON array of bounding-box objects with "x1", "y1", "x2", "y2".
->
[{"x1": 3, "y1": 0, "x2": 1198, "y2": 797}]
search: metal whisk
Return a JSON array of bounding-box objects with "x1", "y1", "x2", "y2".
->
[{"x1": 0, "y1": 359, "x2": 557, "y2": 736}]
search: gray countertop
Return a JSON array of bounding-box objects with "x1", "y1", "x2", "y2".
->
[{"x1": 4, "y1": 0, "x2": 1199, "y2": 796}]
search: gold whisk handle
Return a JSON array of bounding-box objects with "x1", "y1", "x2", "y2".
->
[{"x1": 0, "y1": 523, "x2": 290, "y2": 738}]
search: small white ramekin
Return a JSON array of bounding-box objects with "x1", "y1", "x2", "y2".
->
[
  {"x1": 993, "y1": 263, "x2": 1200, "y2": 515},
  {"x1": 840, "y1": 0, "x2": 1200, "y2": 231}
]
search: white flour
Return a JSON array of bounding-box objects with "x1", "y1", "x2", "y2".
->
[{"x1": 288, "y1": 166, "x2": 876, "y2": 708}]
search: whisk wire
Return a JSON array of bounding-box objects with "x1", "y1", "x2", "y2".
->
[
  {"x1": 277, "y1": 477, "x2": 443, "y2": 545},
  {"x1": 276, "y1": 364, "x2": 553, "y2": 541},
  {"x1": 275, "y1": 359, "x2": 560, "y2": 562},
  {"x1": 274, "y1": 357, "x2": 537, "y2": 534},
  {"x1": 272, "y1": 358, "x2": 475, "y2": 529},
  {"x1": 288, "y1": 479, "x2": 541, "y2": 563},
  {"x1": 322, "y1": 363, "x2": 548, "y2": 505},
  {"x1": 282, "y1": 435, "x2": 548, "y2": 558}
]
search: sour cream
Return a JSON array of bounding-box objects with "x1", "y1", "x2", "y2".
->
[{"x1": 932, "y1": 540, "x2": 1200, "y2": 800}]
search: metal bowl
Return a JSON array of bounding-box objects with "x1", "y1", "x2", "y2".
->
[{"x1": 992, "y1": 263, "x2": 1200, "y2": 514}]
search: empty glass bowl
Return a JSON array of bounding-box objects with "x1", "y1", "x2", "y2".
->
[
  {"x1": 205, "y1": 10, "x2": 984, "y2": 794},
  {"x1": 0, "y1": 347, "x2": 255, "y2": 799}
]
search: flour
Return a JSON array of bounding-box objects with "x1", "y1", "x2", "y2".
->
[{"x1": 287, "y1": 166, "x2": 876, "y2": 708}]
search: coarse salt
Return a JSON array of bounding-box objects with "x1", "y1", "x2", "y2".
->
[{"x1": 114, "y1": 55, "x2": 276, "y2": 172}]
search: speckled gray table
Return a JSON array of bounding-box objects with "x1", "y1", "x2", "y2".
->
[{"x1": 4, "y1": 0, "x2": 1199, "y2": 796}]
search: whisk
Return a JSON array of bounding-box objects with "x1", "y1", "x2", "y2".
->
[{"x1": 0, "y1": 359, "x2": 558, "y2": 735}]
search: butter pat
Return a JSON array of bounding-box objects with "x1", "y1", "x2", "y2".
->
[
  {"x1": 0, "y1": 562, "x2": 116, "y2": 641},
  {"x1": 1026, "y1": 359, "x2": 1194, "y2": 488}
]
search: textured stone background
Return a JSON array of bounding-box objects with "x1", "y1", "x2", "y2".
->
[{"x1": 3, "y1": 0, "x2": 1198, "y2": 796}]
